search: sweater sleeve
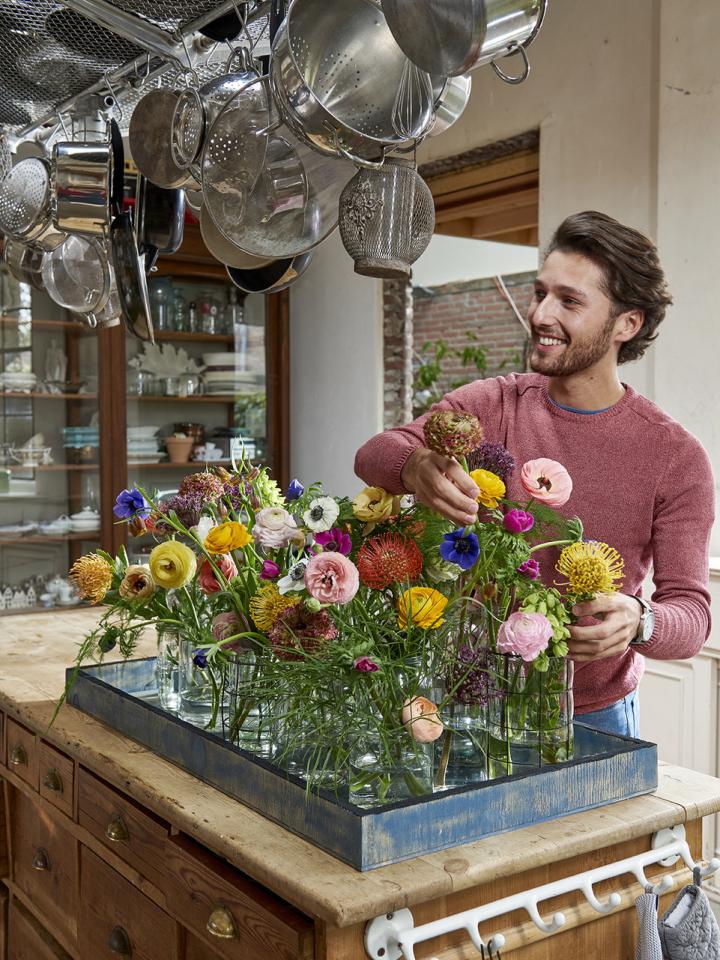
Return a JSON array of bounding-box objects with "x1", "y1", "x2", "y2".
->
[
  {"x1": 642, "y1": 427, "x2": 715, "y2": 660},
  {"x1": 354, "y1": 377, "x2": 507, "y2": 493}
]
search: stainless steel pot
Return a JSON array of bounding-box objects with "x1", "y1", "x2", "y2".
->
[
  {"x1": 270, "y1": 0, "x2": 439, "y2": 164},
  {"x1": 381, "y1": 0, "x2": 547, "y2": 80},
  {"x1": 0, "y1": 158, "x2": 65, "y2": 250},
  {"x1": 428, "y1": 74, "x2": 472, "y2": 137},
  {"x1": 52, "y1": 140, "x2": 113, "y2": 236},
  {"x1": 226, "y1": 249, "x2": 314, "y2": 294}
]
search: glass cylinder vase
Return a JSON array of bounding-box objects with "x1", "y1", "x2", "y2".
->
[
  {"x1": 177, "y1": 639, "x2": 232, "y2": 730},
  {"x1": 485, "y1": 652, "x2": 574, "y2": 778},
  {"x1": 154, "y1": 626, "x2": 180, "y2": 714},
  {"x1": 434, "y1": 703, "x2": 487, "y2": 790},
  {"x1": 349, "y1": 726, "x2": 434, "y2": 808},
  {"x1": 224, "y1": 652, "x2": 277, "y2": 758}
]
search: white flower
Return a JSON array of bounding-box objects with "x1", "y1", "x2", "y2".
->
[
  {"x1": 278, "y1": 559, "x2": 309, "y2": 594},
  {"x1": 192, "y1": 516, "x2": 216, "y2": 544},
  {"x1": 425, "y1": 556, "x2": 462, "y2": 583},
  {"x1": 303, "y1": 496, "x2": 340, "y2": 533},
  {"x1": 252, "y1": 507, "x2": 298, "y2": 550}
]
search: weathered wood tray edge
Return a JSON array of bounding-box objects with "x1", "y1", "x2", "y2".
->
[{"x1": 66, "y1": 658, "x2": 658, "y2": 871}]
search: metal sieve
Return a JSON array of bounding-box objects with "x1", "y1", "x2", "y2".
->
[
  {"x1": 129, "y1": 87, "x2": 198, "y2": 190},
  {"x1": 41, "y1": 233, "x2": 112, "y2": 315},
  {"x1": 0, "y1": 158, "x2": 64, "y2": 250}
]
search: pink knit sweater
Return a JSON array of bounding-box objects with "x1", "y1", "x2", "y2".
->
[{"x1": 354, "y1": 373, "x2": 715, "y2": 713}]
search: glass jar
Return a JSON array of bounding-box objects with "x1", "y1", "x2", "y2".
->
[
  {"x1": 127, "y1": 368, "x2": 156, "y2": 396},
  {"x1": 172, "y1": 291, "x2": 189, "y2": 332},
  {"x1": 149, "y1": 279, "x2": 172, "y2": 331},
  {"x1": 155, "y1": 626, "x2": 180, "y2": 713},
  {"x1": 198, "y1": 297, "x2": 219, "y2": 335}
]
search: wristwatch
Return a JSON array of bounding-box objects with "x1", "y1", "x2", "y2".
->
[{"x1": 629, "y1": 596, "x2": 655, "y2": 646}]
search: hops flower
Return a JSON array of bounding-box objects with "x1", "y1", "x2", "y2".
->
[
  {"x1": 503, "y1": 508, "x2": 535, "y2": 534},
  {"x1": 469, "y1": 469, "x2": 506, "y2": 509},
  {"x1": 357, "y1": 533, "x2": 423, "y2": 589},
  {"x1": 497, "y1": 611, "x2": 553, "y2": 662},
  {"x1": 401, "y1": 696, "x2": 444, "y2": 743},
  {"x1": 424, "y1": 410, "x2": 484, "y2": 458},
  {"x1": 69, "y1": 554, "x2": 113, "y2": 604},
  {"x1": 352, "y1": 486, "x2": 398, "y2": 524},
  {"x1": 305, "y1": 552, "x2": 360, "y2": 604},
  {"x1": 250, "y1": 584, "x2": 300, "y2": 630},
  {"x1": 439, "y1": 528, "x2": 480, "y2": 570},
  {"x1": 556, "y1": 540, "x2": 624, "y2": 595},
  {"x1": 149, "y1": 541, "x2": 197, "y2": 590},
  {"x1": 520, "y1": 458, "x2": 573, "y2": 507},
  {"x1": 204, "y1": 520, "x2": 253, "y2": 554},
  {"x1": 303, "y1": 496, "x2": 340, "y2": 533},
  {"x1": 398, "y1": 587, "x2": 448, "y2": 630},
  {"x1": 269, "y1": 605, "x2": 338, "y2": 660},
  {"x1": 119, "y1": 565, "x2": 155, "y2": 601},
  {"x1": 198, "y1": 555, "x2": 238, "y2": 594}
]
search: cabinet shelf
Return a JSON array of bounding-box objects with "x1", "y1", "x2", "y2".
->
[
  {"x1": 0, "y1": 391, "x2": 97, "y2": 401},
  {"x1": 128, "y1": 394, "x2": 239, "y2": 403},
  {"x1": 0, "y1": 532, "x2": 99, "y2": 545},
  {"x1": 0, "y1": 315, "x2": 91, "y2": 334},
  {"x1": 154, "y1": 331, "x2": 235, "y2": 343},
  {"x1": 7, "y1": 463, "x2": 99, "y2": 472},
  {"x1": 128, "y1": 459, "x2": 235, "y2": 469}
]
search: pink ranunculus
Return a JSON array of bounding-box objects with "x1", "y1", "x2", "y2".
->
[
  {"x1": 503, "y1": 508, "x2": 535, "y2": 534},
  {"x1": 497, "y1": 611, "x2": 553, "y2": 662},
  {"x1": 251, "y1": 507, "x2": 298, "y2": 550},
  {"x1": 520, "y1": 458, "x2": 573, "y2": 507},
  {"x1": 304, "y1": 552, "x2": 359, "y2": 605},
  {"x1": 260, "y1": 560, "x2": 280, "y2": 580},
  {"x1": 401, "y1": 696, "x2": 444, "y2": 743},
  {"x1": 211, "y1": 611, "x2": 250, "y2": 652},
  {"x1": 198, "y1": 555, "x2": 238, "y2": 595},
  {"x1": 354, "y1": 656, "x2": 379, "y2": 673}
]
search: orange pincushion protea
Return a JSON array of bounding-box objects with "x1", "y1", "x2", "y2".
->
[{"x1": 357, "y1": 533, "x2": 423, "y2": 590}]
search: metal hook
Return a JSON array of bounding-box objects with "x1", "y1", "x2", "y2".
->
[
  {"x1": 228, "y1": 0, "x2": 254, "y2": 49},
  {"x1": 58, "y1": 112, "x2": 70, "y2": 139},
  {"x1": 102, "y1": 71, "x2": 123, "y2": 121},
  {"x1": 176, "y1": 31, "x2": 200, "y2": 85},
  {"x1": 581, "y1": 880, "x2": 622, "y2": 915},
  {"x1": 134, "y1": 53, "x2": 152, "y2": 83}
]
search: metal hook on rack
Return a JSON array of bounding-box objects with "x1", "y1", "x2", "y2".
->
[
  {"x1": 134, "y1": 53, "x2": 152, "y2": 84},
  {"x1": 175, "y1": 31, "x2": 201, "y2": 86},
  {"x1": 102, "y1": 71, "x2": 123, "y2": 122}
]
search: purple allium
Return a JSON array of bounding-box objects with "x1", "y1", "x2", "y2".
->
[
  {"x1": 260, "y1": 560, "x2": 280, "y2": 580},
  {"x1": 517, "y1": 558, "x2": 540, "y2": 579},
  {"x1": 192, "y1": 649, "x2": 208, "y2": 669},
  {"x1": 114, "y1": 488, "x2": 150, "y2": 520},
  {"x1": 503, "y1": 508, "x2": 534, "y2": 534},
  {"x1": 448, "y1": 645, "x2": 490, "y2": 706},
  {"x1": 223, "y1": 477, "x2": 252, "y2": 512},
  {"x1": 285, "y1": 478, "x2": 304, "y2": 501},
  {"x1": 354, "y1": 656, "x2": 379, "y2": 673},
  {"x1": 467, "y1": 440, "x2": 515, "y2": 486},
  {"x1": 159, "y1": 492, "x2": 205, "y2": 530},
  {"x1": 314, "y1": 527, "x2": 352, "y2": 555},
  {"x1": 440, "y1": 529, "x2": 480, "y2": 570}
]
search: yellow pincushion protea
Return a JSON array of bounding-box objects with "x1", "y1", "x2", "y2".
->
[
  {"x1": 556, "y1": 541, "x2": 624, "y2": 595},
  {"x1": 249, "y1": 584, "x2": 300, "y2": 631},
  {"x1": 69, "y1": 554, "x2": 113, "y2": 604}
]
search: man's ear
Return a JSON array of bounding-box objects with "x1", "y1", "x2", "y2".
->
[{"x1": 615, "y1": 309, "x2": 644, "y2": 343}]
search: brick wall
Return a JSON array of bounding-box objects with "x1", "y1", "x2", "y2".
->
[{"x1": 411, "y1": 271, "x2": 534, "y2": 413}]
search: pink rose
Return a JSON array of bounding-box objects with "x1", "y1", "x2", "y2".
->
[
  {"x1": 252, "y1": 507, "x2": 298, "y2": 550},
  {"x1": 401, "y1": 696, "x2": 444, "y2": 743},
  {"x1": 503, "y1": 508, "x2": 535, "y2": 534},
  {"x1": 260, "y1": 560, "x2": 280, "y2": 580},
  {"x1": 198, "y1": 555, "x2": 238, "y2": 595},
  {"x1": 354, "y1": 656, "x2": 379, "y2": 673},
  {"x1": 520, "y1": 458, "x2": 573, "y2": 507},
  {"x1": 497, "y1": 611, "x2": 553, "y2": 662},
  {"x1": 211, "y1": 611, "x2": 250, "y2": 652},
  {"x1": 304, "y1": 552, "x2": 359, "y2": 605}
]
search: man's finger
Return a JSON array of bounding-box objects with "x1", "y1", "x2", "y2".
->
[
  {"x1": 445, "y1": 460, "x2": 480, "y2": 499},
  {"x1": 572, "y1": 595, "x2": 617, "y2": 617}
]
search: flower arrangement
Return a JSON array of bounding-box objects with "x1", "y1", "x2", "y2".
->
[{"x1": 61, "y1": 414, "x2": 625, "y2": 806}]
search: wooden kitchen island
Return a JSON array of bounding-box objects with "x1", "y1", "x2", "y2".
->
[{"x1": 1, "y1": 610, "x2": 720, "y2": 960}]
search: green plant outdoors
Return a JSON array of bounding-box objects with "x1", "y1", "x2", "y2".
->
[{"x1": 413, "y1": 332, "x2": 524, "y2": 415}]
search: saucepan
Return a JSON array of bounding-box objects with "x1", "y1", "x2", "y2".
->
[{"x1": 226, "y1": 249, "x2": 314, "y2": 294}]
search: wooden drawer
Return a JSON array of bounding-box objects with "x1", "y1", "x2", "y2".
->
[
  {"x1": 164, "y1": 836, "x2": 313, "y2": 960},
  {"x1": 78, "y1": 767, "x2": 169, "y2": 888},
  {"x1": 5, "y1": 719, "x2": 37, "y2": 791},
  {"x1": 8, "y1": 787, "x2": 78, "y2": 948},
  {"x1": 79, "y1": 845, "x2": 177, "y2": 960},
  {"x1": 38, "y1": 742, "x2": 74, "y2": 819},
  {"x1": 185, "y1": 929, "x2": 226, "y2": 959},
  {"x1": 8, "y1": 897, "x2": 72, "y2": 960}
]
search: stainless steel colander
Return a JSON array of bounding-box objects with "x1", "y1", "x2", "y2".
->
[{"x1": 0, "y1": 158, "x2": 64, "y2": 250}]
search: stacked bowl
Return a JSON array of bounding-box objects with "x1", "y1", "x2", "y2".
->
[
  {"x1": 1, "y1": 370, "x2": 37, "y2": 394},
  {"x1": 63, "y1": 425, "x2": 99, "y2": 464},
  {"x1": 201, "y1": 352, "x2": 261, "y2": 395},
  {"x1": 127, "y1": 426, "x2": 165, "y2": 464}
]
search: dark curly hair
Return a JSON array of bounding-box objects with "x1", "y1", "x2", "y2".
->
[{"x1": 544, "y1": 211, "x2": 673, "y2": 363}]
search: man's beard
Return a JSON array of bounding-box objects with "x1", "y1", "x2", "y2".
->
[{"x1": 530, "y1": 315, "x2": 616, "y2": 377}]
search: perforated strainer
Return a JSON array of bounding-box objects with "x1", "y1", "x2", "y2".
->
[
  {"x1": 171, "y1": 88, "x2": 205, "y2": 170},
  {"x1": 0, "y1": 158, "x2": 64, "y2": 250}
]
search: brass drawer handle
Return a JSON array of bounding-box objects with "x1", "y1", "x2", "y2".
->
[
  {"x1": 32, "y1": 847, "x2": 50, "y2": 871},
  {"x1": 108, "y1": 925, "x2": 132, "y2": 956},
  {"x1": 9, "y1": 744, "x2": 27, "y2": 767},
  {"x1": 42, "y1": 767, "x2": 63, "y2": 793},
  {"x1": 207, "y1": 903, "x2": 238, "y2": 940},
  {"x1": 105, "y1": 815, "x2": 129, "y2": 843}
]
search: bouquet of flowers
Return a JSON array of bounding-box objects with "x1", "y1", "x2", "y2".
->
[{"x1": 62, "y1": 412, "x2": 625, "y2": 807}]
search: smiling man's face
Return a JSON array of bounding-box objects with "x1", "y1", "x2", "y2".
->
[{"x1": 528, "y1": 250, "x2": 624, "y2": 377}]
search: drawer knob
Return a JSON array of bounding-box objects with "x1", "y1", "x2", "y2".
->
[
  {"x1": 108, "y1": 925, "x2": 132, "y2": 956},
  {"x1": 32, "y1": 847, "x2": 50, "y2": 872},
  {"x1": 207, "y1": 903, "x2": 238, "y2": 940},
  {"x1": 42, "y1": 767, "x2": 63, "y2": 793},
  {"x1": 105, "y1": 815, "x2": 130, "y2": 843},
  {"x1": 9, "y1": 744, "x2": 27, "y2": 767}
]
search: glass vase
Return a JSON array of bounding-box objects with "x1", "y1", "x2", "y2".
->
[
  {"x1": 154, "y1": 626, "x2": 179, "y2": 714},
  {"x1": 485, "y1": 652, "x2": 574, "y2": 778},
  {"x1": 224, "y1": 652, "x2": 276, "y2": 758},
  {"x1": 349, "y1": 726, "x2": 433, "y2": 807},
  {"x1": 434, "y1": 703, "x2": 487, "y2": 790},
  {"x1": 177, "y1": 639, "x2": 231, "y2": 730}
]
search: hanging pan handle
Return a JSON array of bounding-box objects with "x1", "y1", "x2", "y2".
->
[
  {"x1": 109, "y1": 118, "x2": 125, "y2": 219},
  {"x1": 491, "y1": 43, "x2": 531, "y2": 85},
  {"x1": 325, "y1": 124, "x2": 386, "y2": 170}
]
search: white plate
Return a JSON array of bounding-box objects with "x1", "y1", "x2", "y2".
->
[
  {"x1": 127, "y1": 427, "x2": 160, "y2": 437},
  {"x1": 128, "y1": 454, "x2": 166, "y2": 463},
  {"x1": 202, "y1": 370, "x2": 257, "y2": 383}
]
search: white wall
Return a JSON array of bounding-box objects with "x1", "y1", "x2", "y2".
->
[
  {"x1": 412, "y1": 236, "x2": 538, "y2": 288},
  {"x1": 289, "y1": 232, "x2": 383, "y2": 497}
]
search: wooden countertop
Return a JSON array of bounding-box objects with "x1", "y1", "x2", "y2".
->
[{"x1": 2, "y1": 608, "x2": 720, "y2": 928}]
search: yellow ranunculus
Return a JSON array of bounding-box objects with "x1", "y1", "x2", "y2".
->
[
  {"x1": 149, "y1": 541, "x2": 197, "y2": 590},
  {"x1": 352, "y1": 486, "x2": 398, "y2": 523},
  {"x1": 397, "y1": 587, "x2": 448, "y2": 630},
  {"x1": 204, "y1": 521, "x2": 253, "y2": 555},
  {"x1": 469, "y1": 468, "x2": 506, "y2": 509}
]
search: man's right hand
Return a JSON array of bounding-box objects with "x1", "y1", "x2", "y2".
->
[{"x1": 401, "y1": 449, "x2": 480, "y2": 526}]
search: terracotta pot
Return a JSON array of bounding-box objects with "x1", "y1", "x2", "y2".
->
[{"x1": 164, "y1": 436, "x2": 194, "y2": 464}]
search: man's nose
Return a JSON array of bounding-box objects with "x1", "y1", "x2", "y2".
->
[{"x1": 533, "y1": 295, "x2": 556, "y2": 325}]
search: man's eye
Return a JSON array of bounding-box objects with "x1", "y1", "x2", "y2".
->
[
  {"x1": 563, "y1": 298, "x2": 579, "y2": 307},
  {"x1": 534, "y1": 289, "x2": 545, "y2": 300}
]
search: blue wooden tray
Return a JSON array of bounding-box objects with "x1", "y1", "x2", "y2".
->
[{"x1": 66, "y1": 657, "x2": 658, "y2": 871}]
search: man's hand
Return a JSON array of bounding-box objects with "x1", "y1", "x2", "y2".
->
[
  {"x1": 401, "y1": 448, "x2": 479, "y2": 526},
  {"x1": 568, "y1": 594, "x2": 642, "y2": 661}
]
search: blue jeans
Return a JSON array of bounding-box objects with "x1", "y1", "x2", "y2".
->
[{"x1": 577, "y1": 688, "x2": 640, "y2": 739}]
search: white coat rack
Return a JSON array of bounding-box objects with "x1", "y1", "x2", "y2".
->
[{"x1": 364, "y1": 825, "x2": 720, "y2": 960}]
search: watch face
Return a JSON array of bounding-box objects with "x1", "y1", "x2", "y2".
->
[{"x1": 642, "y1": 609, "x2": 655, "y2": 642}]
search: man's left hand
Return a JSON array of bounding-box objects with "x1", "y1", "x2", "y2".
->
[{"x1": 568, "y1": 594, "x2": 642, "y2": 661}]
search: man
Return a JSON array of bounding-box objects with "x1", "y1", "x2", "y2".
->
[{"x1": 354, "y1": 211, "x2": 714, "y2": 737}]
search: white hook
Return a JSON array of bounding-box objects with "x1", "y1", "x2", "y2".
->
[
  {"x1": 699, "y1": 858, "x2": 720, "y2": 880},
  {"x1": 464, "y1": 923, "x2": 486, "y2": 954},
  {"x1": 581, "y1": 880, "x2": 622, "y2": 914},
  {"x1": 526, "y1": 901, "x2": 566, "y2": 934},
  {"x1": 488, "y1": 933, "x2": 506, "y2": 952}
]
